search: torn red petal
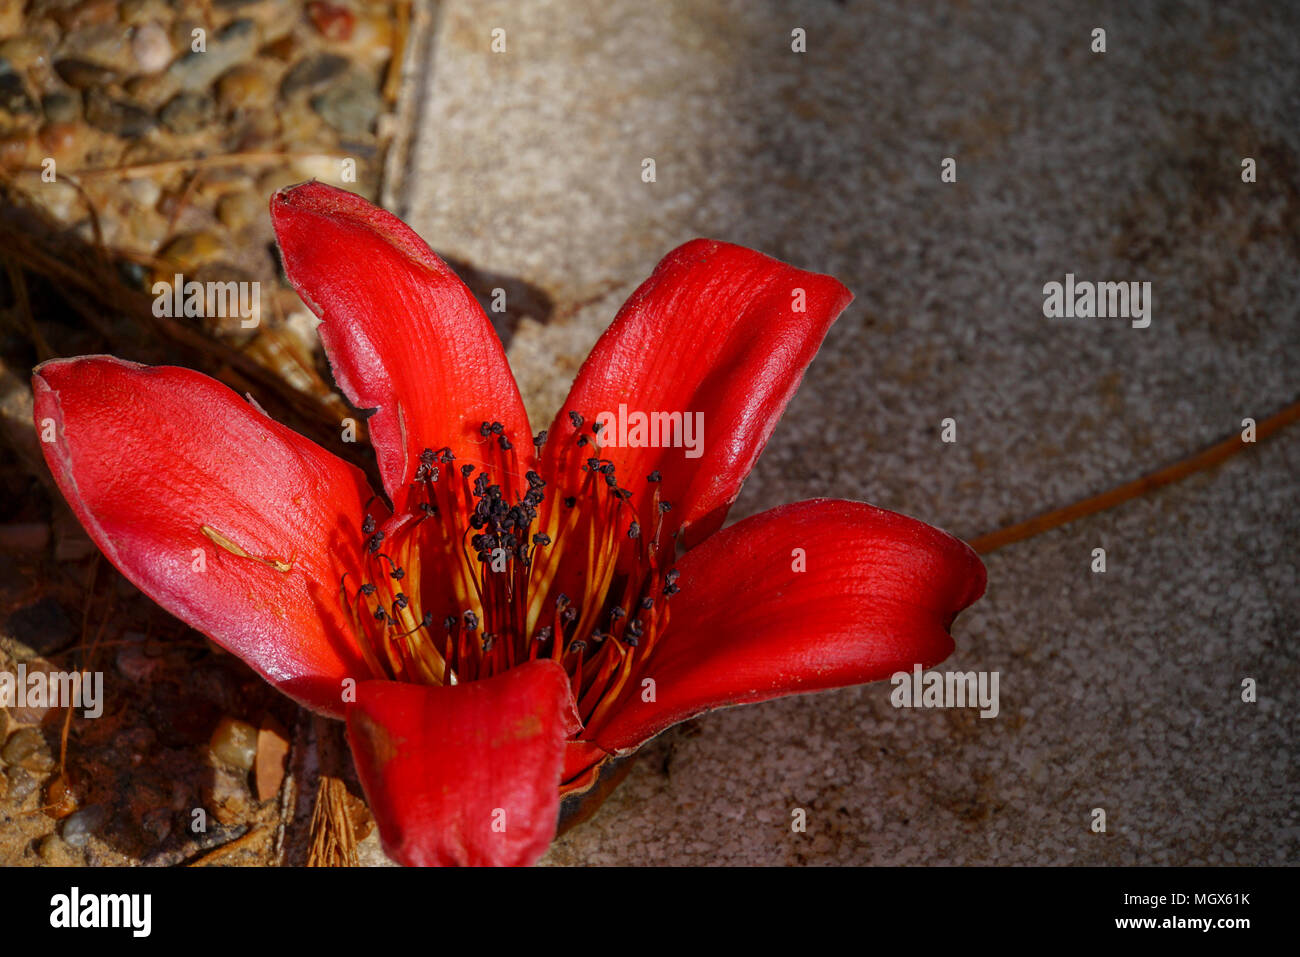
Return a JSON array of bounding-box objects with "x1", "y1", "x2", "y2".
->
[{"x1": 346, "y1": 660, "x2": 580, "y2": 866}]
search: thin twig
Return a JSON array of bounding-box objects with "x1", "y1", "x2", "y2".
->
[
  {"x1": 188, "y1": 825, "x2": 269, "y2": 866},
  {"x1": 969, "y1": 398, "x2": 1300, "y2": 554}
]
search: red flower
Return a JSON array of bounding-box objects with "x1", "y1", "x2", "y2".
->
[{"x1": 33, "y1": 183, "x2": 985, "y2": 866}]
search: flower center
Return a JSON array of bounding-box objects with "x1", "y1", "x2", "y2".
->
[{"x1": 339, "y1": 411, "x2": 679, "y2": 736}]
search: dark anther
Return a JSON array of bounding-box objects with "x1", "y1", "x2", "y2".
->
[
  {"x1": 443, "y1": 616, "x2": 457, "y2": 629},
  {"x1": 600, "y1": 463, "x2": 615, "y2": 475},
  {"x1": 462, "y1": 464, "x2": 475, "y2": 477},
  {"x1": 391, "y1": 566, "x2": 405, "y2": 580},
  {"x1": 628, "y1": 521, "x2": 640, "y2": 539},
  {"x1": 663, "y1": 583, "x2": 680, "y2": 596},
  {"x1": 647, "y1": 470, "x2": 661, "y2": 482},
  {"x1": 569, "y1": 411, "x2": 584, "y2": 429},
  {"x1": 611, "y1": 606, "x2": 626, "y2": 619},
  {"x1": 362, "y1": 514, "x2": 376, "y2": 535},
  {"x1": 533, "y1": 430, "x2": 548, "y2": 449},
  {"x1": 373, "y1": 607, "x2": 387, "y2": 622},
  {"x1": 420, "y1": 448, "x2": 436, "y2": 465},
  {"x1": 577, "y1": 436, "x2": 589, "y2": 447},
  {"x1": 628, "y1": 618, "x2": 644, "y2": 638},
  {"x1": 536, "y1": 626, "x2": 553, "y2": 642},
  {"x1": 624, "y1": 633, "x2": 639, "y2": 647},
  {"x1": 498, "y1": 436, "x2": 512, "y2": 451},
  {"x1": 561, "y1": 606, "x2": 577, "y2": 624},
  {"x1": 526, "y1": 470, "x2": 545, "y2": 488},
  {"x1": 564, "y1": 496, "x2": 577, "y2": 508},
  {"x1": 481, "y1": 635, "x2": 494, "y2": 652},
  {"x1": 367, "y1": 531, "x2": 385, "y2": 553},
  {"x1": 613, "y1": 488, "x2": 632, "y2": 500},
  {"x1": 586, "y1": 457, "x2": 601, "y2": 471},
  {"x1": 556, "y1": 593, "x2": 569, "y2": 607},
  {"x1": 480, "y1": 421, "x2": 492, "y2": 437},
  {"x1": 604, "y1": 473, "x2": 618, "y2": 487},
  {"x1": 665, "y1": 568, "x2": 680, "y2": 585},
  {"x1": 393, "y1": 594, "x2": 408, "y2": 611},
  {"x1": 640, "y1": 597, "x2": 654, "y2": 610},
  {"x1": 658, "y1": 501, "x2": 673, "y2": 513},
  {"x1": 463, "y1": 610, "x2": 479, "y2": 631},
  {"x1": 490, "y1": 421, "x2": 504, "y2": 435},
  {"x1": 359, "y1": 583, "x2": 377, "y2": 596},
  {"x1": 592, "y1": 421, "x2": 604, "y2": 435},
  {"x1": 570, "y1": 640, "x2": 587, "y2": 653},
  {"x1": 533, "y1": 533, "x2": 551, "y2": 546}
]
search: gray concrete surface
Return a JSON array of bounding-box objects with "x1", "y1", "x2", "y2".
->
[{"x1": 380, "y1": 0, "x2": 1298, "y2": 865}]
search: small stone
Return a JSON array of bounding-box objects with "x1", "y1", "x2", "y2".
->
[
  {"x1": 2, "y1": 727, "x2": 48, "y2": 766},
  {"x1": 41, "y1": 91, "x2": 81, "y2": 124},
  {"x1": 4, "y1": 659, "x2": 55, "y2": 725},
  {"x1": 4, "y1": 597, "x2": 76, "y2": 657},
  {"x1": 38, "y1": 834, "x2": 78, "y2": 864},
  {"x1": 158, "y1": 231, "x2": 223, "y2": 272},
  {"x1": 311, "y1": 69, "x2": 380, "y2": 137},
  {"x1": 53, "y1": 58, "x2": 119, "y2": 90},
  {"x1": 0, "y1": 37, "x2": 46, "y2": 71},
  {"x1": 159, "y1": 90, "x2": 214, "y2": 134},
  {"x1": 122, "y1": 70, "x2": 179, "y2": 108},
  {"x1": 83, "y1": 88, "x2": 156, "y2": 138},
  {"x1": 130, "y1": 22, "x2": 173, "y2": 74},
  {"x1": 307, "y1": 1, "x2": 355, "y2": 41},
  {"x1": 61, "y1": 804, "x2": 108, "y2": 847},
  {"x1": 209, "y1": 716, "x2": 257, "y2": 770},
  {"x1": 208, "y1": 765, "x2": 251, "y2": 825},
  {"x1": 167, "y1": 18, "x2": 258, "y2": 93},
  {"x1": 280, "y1": 52, "x2": 347, "y2": 97},
  {"x1": 0, "y1": 132, "x2": 31, "y2": 170},
  {"x1": 216, "y1": 63, "x2": 274, "y2": 112},
  {"x1": 254, "y1": 716, "x2": 290, "y2": 801},
  {"x1": 0, "y1": 71, "x2": 37, "y2": 119},
  {"x1": 5, "y1": 766, "x2": 35, "y2": 803},
  {"x1": 216, "y1": 189, "x2": 262, "y2": 231}
]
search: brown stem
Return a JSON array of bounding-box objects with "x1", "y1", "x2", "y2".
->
[{"x1": 969, "y1": 398, "x2": 1300, "y2": 555}]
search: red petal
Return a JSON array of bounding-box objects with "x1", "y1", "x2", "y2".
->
[
  {"x1": 346, "y1": 661, "x2": 580, "y2": 866},
  {"x1": 587, "y1": 499, "x2": 986, "y2": 753},
  {"x1": 545, "y1": 240, "x2": 852, "y2": 546},
  {"x1": 271, "y1": 182, "x2": 532, "y2": 508},
  {"x1": 33, "y1": 356, "x2": 378, "y2": 715}
]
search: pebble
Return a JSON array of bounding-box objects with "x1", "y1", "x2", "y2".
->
[
  {"x1": 216, "y1": 189, "x2": 262, "y2": 231},
  {"x1": 129, "y1": 21, "x2": 173, "y2": 74},
  {"x1": 83, "y1": 88, "x2": 156, "y2": 138},
  {"x1": 208, "y1": 765, "x2": 251, "y2": 825},
  {"x1": 159, "y1": 231, "x2": 223, "y2": 271},
  {"x1": 159, "y1": 89, "x2": 214, "y2": 134},
  {"x1": 41, "y1": 91, "x2": 80, "y2": 124},
  {"x1": 209, "y1": 716, "x2": 258, "y2": 770},
  {"x1": 38, "y1": 122, "x2": 87, "y2": 166},
  {"x1": 307, "y1": 1, "x2": 355, "y2": 42},
  {"x1": 168, "y1": 18, "x2": 258, "y2": 93},
  {"x1": 38, "y1": 834, "x2": 78, "y2": 864},
  {"x1": 2, "y1": 727, "x2": 52, "y2": 770},
  {"x1": 5, "y1": 766, "x2": 36, "y2": 804},
  {"x1": 53, "y1": 57, "x2": 118, "y2": 90},
  {"x1": 61, "y1": 804, "x2": 108, "y2": 847},
  {"x1": 280, "y1": 52, "x2": 347, "y2": 97},
  {"x1": 0, "y1": 37, "x2": 47, "y2": 70},
  {"x1": 216, "y1": 62, "x2": 275, "y2": 112},
  {"x1": 0, "y1": 71, "x2": 37, "y2": 119},
  {"x1": 312, "y1": 69, "x2": 380, "y2": 137}
]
